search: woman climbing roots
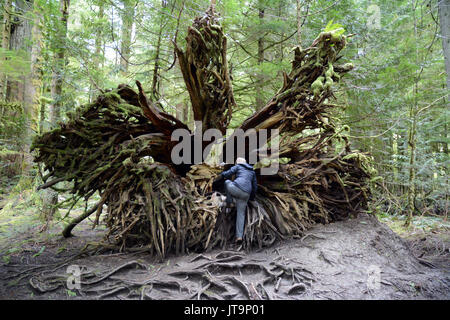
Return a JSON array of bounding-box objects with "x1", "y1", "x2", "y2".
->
[{"x1": 219, "y1": 158, "x2": 257, "y2": 245}]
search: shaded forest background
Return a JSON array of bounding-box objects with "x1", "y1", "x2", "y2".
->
[{"x1": 0, "y1": 0, "x2": 448, "y2": 228}]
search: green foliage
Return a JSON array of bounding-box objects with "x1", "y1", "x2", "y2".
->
[
  {"x1": 0, "y1": 49, "x2": 31, "y2": 79},
  {"x1": 333, "y1": 0, "x2": 448, "y2": 216},
  {"x1": 323, "y1": 19, "x2": 345, "y2": 37},
  {"x1": 0, "y1": 101, "x2": 26, "y2": 177}
]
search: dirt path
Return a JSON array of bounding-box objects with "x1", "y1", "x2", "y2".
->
[{"x1": 0, "y1": 213, "x2": 448, "y2": 300}]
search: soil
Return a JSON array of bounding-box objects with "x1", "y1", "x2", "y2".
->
[{"x1": 0, "y1": 213, "x2": 448, "y2": 300}]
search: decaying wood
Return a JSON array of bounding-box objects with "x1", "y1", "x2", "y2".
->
[
  {"x1": 174, "y1": 5, "x2": 235, "y2": 134},
  {"x1": 31, "y1": 6, "x2": 373, "y2": 260}
]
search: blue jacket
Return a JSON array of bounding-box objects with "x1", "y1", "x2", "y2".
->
[{"x1": 221, "y1": 163, "x2": 257, "y2": 200}]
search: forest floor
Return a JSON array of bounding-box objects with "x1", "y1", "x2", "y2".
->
[{"x1": 0, "y1": 190, "x2": 449, "y2": 300}]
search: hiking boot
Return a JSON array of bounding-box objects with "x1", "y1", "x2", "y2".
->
[{"x1": 234, "y1": 238, "x2": 243, "y2": 251}]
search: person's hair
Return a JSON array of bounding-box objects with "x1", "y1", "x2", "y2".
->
[{"x1": 236, "y1": 157, "x2": 247, "y2": 164}]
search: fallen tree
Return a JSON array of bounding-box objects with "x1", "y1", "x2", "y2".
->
[{"x1": 31, "y1": 6, "x2": 373, "y2": 259}]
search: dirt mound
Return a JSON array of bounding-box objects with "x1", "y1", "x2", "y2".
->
[{"x1": 0, "y1": 213, "x2": 448, "y2": 299}]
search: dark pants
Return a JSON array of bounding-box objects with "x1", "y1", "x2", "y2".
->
[{"x1": 224, "y1": 180, "x2": 250, "y2": 238}]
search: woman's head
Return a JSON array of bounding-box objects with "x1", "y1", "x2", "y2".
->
[{"x1": 236, "y1": 157, "x2": 247, "y2": 165}]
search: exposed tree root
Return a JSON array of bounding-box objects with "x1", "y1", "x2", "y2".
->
[
  {"x1": 30, "y1": 6, "x2": 373, "y2": 259},
  {"x1": 25, "y1": 249, "x2": 317, "y2": 300}
]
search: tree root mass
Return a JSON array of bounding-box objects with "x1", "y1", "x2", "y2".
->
[{"x1": 31, "y1": 7, "x2": 373, "y2": 259}]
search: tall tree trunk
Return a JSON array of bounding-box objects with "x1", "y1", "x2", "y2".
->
[
  {"x1": 438, "y1": 0, "x2": 450, "y2": 92},
  {"x1": 406, "y1": 0, "x2": 420, "y2": 226},
  {"x1": 7, "y1": 0, "x2": 32, "y2": 103},
  {"x1": 296, "y1": 0, "x2": 302, "y2": 47},
  {"x1": 28, "y1": 1, "x2": 57, "y2": 231},
  {"x1": 175, "y1": 102, "x2": 183, "y2": 121},
  {"x1": 438, "y1": 0, "x2": 449, "y2": 222},
  {"x1": 94, "y1": 1, "x2": 104, "y2": 70},
  {"x1": 49, "y1": 0, "x2": 70, "y2": 126},
  {"x1": 23, "y1": 0, "x2": 43, "y2": 151},
  {"x1": 89, "y1": 1, "x2": 104, "y2": 102},
  {"x1": 46, "y1": 0, "x2": 70, "y2": 232},
  {"x1": 39, "y1": 84, "x2": 47, "y2": 134},
  {"x1": 151, "y1": 0, "x2": 166, "y2": 101},
  {"x1": 151, "y1": 29, "x2": 162, "y2": 100},
  {"x1": 0, "y1": 0, "x2": 12, "y2": 100},
  {"x1": 119, "y1": 0, "x2": 135, "y2": 76},
  {"x1": 255, "y1": 4, "x2": 265, "y2": 110},
  {"x1": 278, "y1": 0, "x2": 284, "y2": 61},
  {"x1": 406, "y1": 105, "x2": 417, "y2": 225},
  {"x1": 175, "y1": 101, "x2": 190, "y2": 126},
  {"x1": 392, "y1": 132, "x2": 398, "y2": 190}
]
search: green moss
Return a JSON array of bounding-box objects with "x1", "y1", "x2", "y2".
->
[
  {"x1": 103, "y1": 91, "x2": 122, "y2": 102},
  {"x1": 116, "y1": 103, "x2": 142, "y2": 117},
  {"x1": 330, "y1": 29, "x2": 343, "y2": 42},
  {"x1": 0, "y1": 101, "x2": 22, "y2": 112},
  {"x1": 39, "y1": 96, "x2": 53, "y2": 104},
  {"x1": 324, "y1": 76, "x2": 333, "y2": 89},
  {"x1": 325, "y1": 62, "x2": 334, "y2": 78},
  {"x1": 122, "y1": 157, "x2": 133, "y2": 167},
  {"x1": 339, "y1": 62, "x2": 354, "y2": 71},
  {"x1": 342, "y1": 152, "x2": 378, "y2": 177},
  {"x1": 311, "y1": 76, "x2": 325, "y2": 97}
]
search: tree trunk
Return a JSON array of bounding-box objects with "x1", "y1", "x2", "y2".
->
[
  {"x1": 39, "y1": 84, "x2": 47, "y2": 133},
  {"x1": 23, "y1": 0, "x2": 43, "y2": 152},
  {"x1": 46, "y1": 0, "x2": 70, "y2": 231},
  {"x1": 175, "y1": 102, "x2": 183, "y2": 121},
  {"x1": 406, "y1": 0, "x2": 420, "y2": 226},
  {"x1": 7, "y1": 0, "x2": 32, "y2": 103},
  {"x1": 0, "y1": 0, "x2": 12, "y2": 100},
  {"x1": 89, "y1": 0, "x2": 104, "y2": 102},
  {"x1": 94, "y1": 1, "x2": 104, "y2": 69},
  {"x1": 437, "y1": 0, "x2": 449, "y2": 175},
  {"x1": 151, "y1": 1, "x2": 165, "y2": 101},
  {"x1": 255, "y1": 4, "x2": 265, "y2": 111},
  {"x1": 49, "y1": 0, "x2": 70, "y2": 126},
  {"x1": 296, "y1": 0, "x2": 302, "y2": 47},
  {"x1": 278, "y1": 0, "x2": 285, "y2": 61},
  {"x1": 392, "y1": 132, "x2": 399, "y2": 191},
  {"x1": 406, "y1": 105, "x2": 417, "y2": 225},
  {"x1": 438, "y1": 0, "x2": 450, "y2": 92},
  {"x1": 119, "y1": 0, "x2": 135, "y2": 76}
]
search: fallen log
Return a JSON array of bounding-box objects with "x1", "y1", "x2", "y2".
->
[{"x1": 31, "y1": 6, "x2": 373, "y2": 259}]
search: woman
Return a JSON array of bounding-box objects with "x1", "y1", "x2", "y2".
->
[{"x1": 218, "y1": 157, "x2": 257, "y2": 244}]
